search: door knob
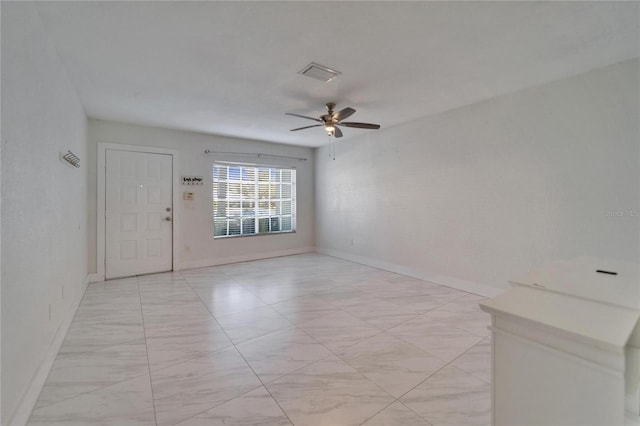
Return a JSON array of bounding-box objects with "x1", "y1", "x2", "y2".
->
[{"x1": 164, "y1": 216, "x2": 172, "y2": 222}]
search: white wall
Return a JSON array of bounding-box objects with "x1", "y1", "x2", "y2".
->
[
  {"x1": 1, "y1": 2, "x2": 88, "y2": 424},
  {"x1": 316, "y1": 59, "x2": 639, "y2": 294},
  {"x1": 88, "y1": 120, "x2": 315, "y2": 275}
]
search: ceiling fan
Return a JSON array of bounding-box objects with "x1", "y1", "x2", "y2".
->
[{"x1": 286, "y1": 103, "x2": 381, "y2": 138}]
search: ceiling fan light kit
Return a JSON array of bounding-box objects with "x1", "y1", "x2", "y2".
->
[{"x1": 286, "y1": 102, "x2": 381, "y2": 139}]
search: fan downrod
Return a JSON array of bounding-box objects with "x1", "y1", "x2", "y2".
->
[{"x1": 326, "y1": 102, "x2": 335, "y2": 116}]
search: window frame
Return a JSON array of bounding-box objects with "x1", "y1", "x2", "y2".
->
[{"x1": 212, "y1": 162, "x2": 296, "y2": 239}]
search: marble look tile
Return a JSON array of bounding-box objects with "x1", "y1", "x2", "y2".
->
[
  {"x1": 174, "y1": 387, "x2": 292, "y2": 426},
  {"x1": 270, "y1": 295, "x2": 342, "y2": 325},
  {"x1": 301, "y1": 278, "x2": 340, "y2": 290},
  {"x1": 387, "y1": 318, "x2": 483, "y2": 362},
  {"x1": 27, "y1": 374, "x2": 155, "y2": 426},
  {"x1": 328, "y1": 270, "x2": 391, "y2": 286},
  {"x1": 72, "y1": 299, "x2": 142, "y2": 323},
  {"x1": 150, "y1": 347, "x2": 262, "y2": 426},
  {"x1": 145, "y1": 319, "x2": 233, "y2": 371},
  {"x1": 297, "y1": 311, "x2": 383, "y2": 353},
  {"x1": 337, "y1": 333, "x2": 445, "y2": 398},
  {"x1": 139, "y1": 282, "x2": 191, "y2": 293},
  {"x1": 362, "y1": 402, "x2": 432, "y2": 425},
  {"x1": 58, "y1": 314, "x2": 145, "y2": 356},
  {"x1": 27, "y1": 254, "x2": 497, "y2": 426},
  {"x1": 347, "y1": 279, "x2": 395, "y2": 293},
  {"x1": 141, "y1": 300, "x2": 213, "y2": 337},
  {"x1": 412, "y1": 282, "x2": 466, "y2": 296},
  {"x1": 216, "y1": 306, "x2": 293, "y2": 344},
  {"x1": 81, "y1": 282, "x2": 140, "y2": 303},
  {"x1": 213, "y1": 261, "x2": 265, "y2": 274},
  {"x1": 381, "y1": 274, "x2": 431, "y2": 285},
  {"x1": 370, "y1": 280, "x2": 462, "y2": 299},
  {"x1": 35, "y1": 340, "x2": 149, "y2": 409},
  {"x1": 84, "y1": 277, "x2": 139, "y2": 294},
  {"x1": 137, "y1": 271, "x2": 185, "y2": 284},
  {"x1": 193, "y1": 286, "x2": 267, "y2": 317},
  {"x1": 421, "y1": 307, "x2": 491, "y2": 338},
  {"x1": 191, "y1": 284, "x2": 255, "y2": 299},
  {"x1": 381, "y1": 292, "x2": 462, "y2": 313},
  {"x1": 342, "y1": 299, "x2": 422, "y2": 330},
  {"x1": 236, "y1": 328, "x2": 331, "y2": 383},
  {"x1": 186, "y1": 277, "x2": 240, "y2": 289},
  {"x1": 314, "y1": 289, "x2": 381, "y2": 309},
  {"x1": 74, "y1": 285, "x2": 142, "y2": 318},
  {"x1": 438, "y1": 293, "x2": 487, "y2": 310},
  {"x1": 75, "y1": 297, "x2": 141, "y2": 315},
  {"x1": 233, "y1": 273, "x2": 285, "y2": 288},
  {"x1": 266, "y1": 355, "x2": 394, "y2": 426},
  {"x1": 139, "y1": 286, "x2": 202, "y2": 306},
  {"x1": 401, "y1": 366, "x2": 491, "y2": 426},
  {"x1": 450, "y1": 338, "x2": 491, "y2": 384},
  {"x1": 432, "y1": 293, "x2": 490, "y2": 334},
  {"x1": 180, "y1": 268, "x2": 237, "y2": 285},
  {"x1": 247, "y1": 285, "x2": 316, "y2": 304},
  {"x1": 138, "y1": 283, "x2": 191, "y2": 297},
  {"x1": 188, "y1": 281, "x2": 244, "y2": 296}
]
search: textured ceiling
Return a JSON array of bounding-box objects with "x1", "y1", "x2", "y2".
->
[{"x1": 34, "y1": 1, "x2": 639, "y2": 147}]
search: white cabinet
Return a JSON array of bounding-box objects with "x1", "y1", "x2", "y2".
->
[{"x1": 480, "y1": 258, "x2": 640, "y2": 426}]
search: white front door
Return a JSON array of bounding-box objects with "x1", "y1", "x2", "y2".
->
[{"x1": 105, "y1": 149, "x2": 173, "y2": 279}]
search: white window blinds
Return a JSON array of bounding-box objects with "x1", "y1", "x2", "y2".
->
[{"x1": 213, "y1": 163, "x2": 296, "y2": 237}]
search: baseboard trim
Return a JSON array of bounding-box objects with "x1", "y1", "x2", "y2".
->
[
  {"x1": 176, "y1": 247, "x2": 316, "y2": 271},
  {"x1": 85, "y1": 272, "x2": 103, "y2": 284},
  {"x1": 317, "y1": 248, "x2": 505, "y2": 298},
  {"x1": 8, "y1": 278, "x2": 89, "y2": 426}
]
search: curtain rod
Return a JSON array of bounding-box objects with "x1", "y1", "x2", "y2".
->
[{"x1": 204, "y1": 150, "x2": 307, "y2": 162}]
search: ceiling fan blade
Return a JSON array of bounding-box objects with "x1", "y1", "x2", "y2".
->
[
  {"x1": 290, "y1": 124, "x2": 323, "y2": 131},
  {"x1": 340, "y1": 122, "x2": 381, "y2": 129},
  {"x1": 285, "y1": 112, "x2": 322, "y2": 123},
  {"x1": 333, "y1": 126, "x2": 343, "y2": 138},
  {"x1": 333, "y1": 107, "x2": 356, "y2": 122}
]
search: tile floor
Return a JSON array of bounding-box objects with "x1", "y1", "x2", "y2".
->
[{"x1": 28, "y1": 254, "x2": 491, "y2": 426}]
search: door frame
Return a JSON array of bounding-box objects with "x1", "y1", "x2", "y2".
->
[{"x1": 97, "y1": 143, "x2": 180, "y2": 281}]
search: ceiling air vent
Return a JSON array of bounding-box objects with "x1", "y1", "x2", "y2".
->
[{"x1": 298, "y1": 62, "x2": 341, "y2": 82}]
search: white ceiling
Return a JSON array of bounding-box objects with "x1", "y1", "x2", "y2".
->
[{"x1": 34, "y1": 1, "x2": 639, "y2": 147}]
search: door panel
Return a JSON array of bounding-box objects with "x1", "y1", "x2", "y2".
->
[{"x1": 106, "y1": 150, "x2": 172, "y2": 279}]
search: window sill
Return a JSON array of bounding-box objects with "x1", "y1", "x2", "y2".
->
[{"x1": 213, "y1": 230, "x2": 296, "y2": 240}]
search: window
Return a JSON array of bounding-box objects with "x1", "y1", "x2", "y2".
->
[{"x1": 213, "y1": 163, "x2": 296, "y2": 238}]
